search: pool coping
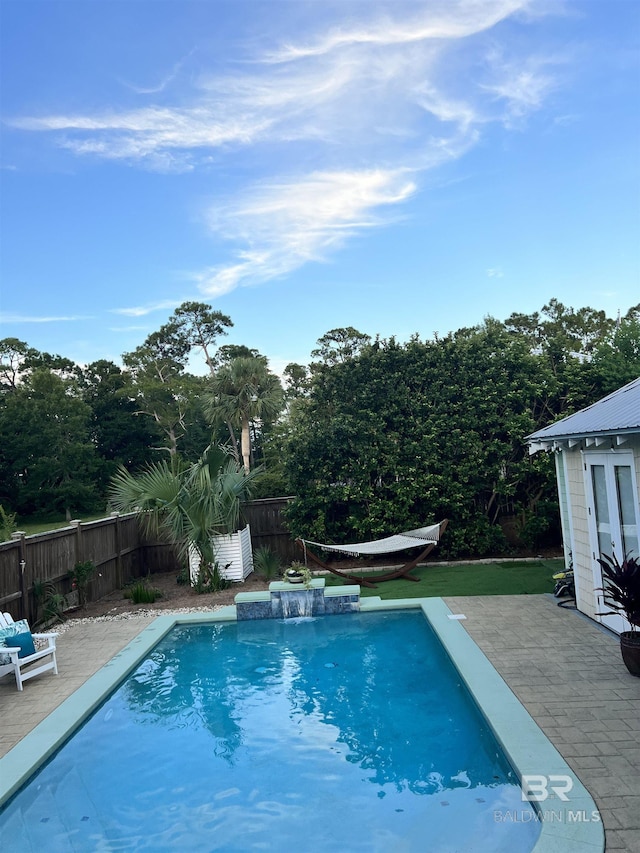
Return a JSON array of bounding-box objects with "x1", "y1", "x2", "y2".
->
[{"x1": 0, "y1": 597, "x2": 604, "y2": 851}]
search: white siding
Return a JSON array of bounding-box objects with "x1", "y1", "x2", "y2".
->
[
  {"x1": 555, "y1": 452, "x2": 574, "y2": 572},
  {"x1": 564, "y1": 450, "x2": 595, "y2": 619},
  {"x1": 560, "y1": 436, "x2": 640, "y2": 625}
]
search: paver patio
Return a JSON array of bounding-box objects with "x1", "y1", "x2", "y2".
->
[
  {"x1": 1, "y1": 595, "x2": 638, "y2": 851},
  {"x1": 444, "y1": 595, "x2": 640, "y2": 853}
]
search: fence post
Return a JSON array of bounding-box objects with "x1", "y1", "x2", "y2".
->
[
  {"x1": 111, "y1": 512, "x2": 123, "y2": 588},
  {"x1": 10, "y1": 531, "x2": 28, "y2": 622},
  {"x1": 70, "y1": 518, "x2": 91, "y2": 604},
  {"x1": 70, "y1": 519, "x2": 83, "y2": 564}
]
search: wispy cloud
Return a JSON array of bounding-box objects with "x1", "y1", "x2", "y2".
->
[
  {"x1": 12, "y1": 107, "x2": 273, "y2": 173},
  {"x1": 8, "y1": 0, "x2": 560, "y2": 297},
  {"x1": 9, "y1": 1, "x2": 550, "y2": 167},
  {"x1": 266, "y1": 1, "x2": 531, "y2": 62},
  {"x1": 480, "y1": 50, "x2": 565, "y2": 126},
  {"x1": 109, "y1": 325, "x2": 151, "y2": 333},
  {"x1": 196, "y1": 168, "x2": 417, "y2": 294},
  {"x1": 110, "y1": 299, "x2": 183, "y2": 317},
  {"x1": 0, "y1": 314, "x2": 92, "y2": 323},
  {"x1": 117, "y1": 48, "x2": 197, "y2": 95},
  {"x1": 487, "y1": 267, "x2": 505, "y2": 278},
  {"x1": 553, "y1": 113, "x2": 580, "y2": 127}
]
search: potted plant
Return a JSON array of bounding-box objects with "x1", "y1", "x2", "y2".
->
[
  {"x1": 284, "y1": 562, "x2": 311, "y2": 586},
  {"x1": 597, "y1": 553, "x2": 640, "y2": 676}
]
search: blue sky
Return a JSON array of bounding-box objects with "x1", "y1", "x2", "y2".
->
[{"x1": 1, "y1": 0, "x2": 639, "y2": 376}]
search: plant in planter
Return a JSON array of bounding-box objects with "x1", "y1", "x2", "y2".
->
[
  {"x1": 284, "y1": 561, "x2": 312, "y2": 587},
  {"x1": 597, "y1": 553, "x2": 640, "y2": 676}
]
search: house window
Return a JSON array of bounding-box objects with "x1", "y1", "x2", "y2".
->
[
  {"x1": 615, "y1": 465, "x2": 639, "y2": 558},
  {"x1": 590, "y1": 464, "x2": 611, "y2": 557}
]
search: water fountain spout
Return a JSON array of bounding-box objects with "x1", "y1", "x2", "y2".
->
[{"x1": 281, "y1": 587, "x2": 315, "y2": 618}]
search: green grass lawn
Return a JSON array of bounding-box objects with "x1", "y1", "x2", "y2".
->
[
  {"x1": 15, "y1": 514, "x2": 108, "y2": 536},
  {"x1": 323, "y1": 558, "x2": 563, "y2": 599}
]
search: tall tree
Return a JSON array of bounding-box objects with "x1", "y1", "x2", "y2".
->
[
  {"x1": 310, "y1": 327, "x2": 372, "y2": 365},
  {"x1": 217, "y1": 344, "x2": 262, "y2": 365},
  {"x1": 283, "y1": 362, "x2": 310, "y2": 399},
  {"x1": 122, "y1": 303, "x2": 233, "y2": 460},
  {"x1": 0, "y1": 368, "x2": 101, "y2": 516},
  {"x1": 589, "y1": 309, "x2": 640, "y2": 396},
  {"x1": 204, "y1": 357, "x2": 284, "y2": 473},
  {"x1": 0, "y1": 338, "x2": 37, "y2": 390},
  {"x1": 122, "y1": 325, "x2": 194, "y2": 460},
  {"x1": 170, "y1": 301, "x2": 233, "y2": 376},
  {"x1": 77, "y1": 360, "x2": 160, "y2": 485}
]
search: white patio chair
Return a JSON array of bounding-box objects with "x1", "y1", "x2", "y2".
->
[{"x1": 0, "y1": 611, "x2": 59, "y2": 691}]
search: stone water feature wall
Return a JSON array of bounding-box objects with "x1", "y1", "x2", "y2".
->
[{"x1": 234, "y1": 578, "x2": 360, "y2": 620}]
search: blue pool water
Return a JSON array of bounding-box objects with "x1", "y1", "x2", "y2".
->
[{"x1": 1, "y1": 612, "x2": 540, "y2": 852}]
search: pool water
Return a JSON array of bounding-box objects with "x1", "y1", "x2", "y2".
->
[{"x1": 1, "y1": 612, "x2": 540, "y2": 852}]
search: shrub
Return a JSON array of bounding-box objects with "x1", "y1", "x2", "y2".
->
[
  {"x1": 517, "y1": 500, "x2": 561, "y2": 551},
  {"x1": 124, "y1": 581, "x2": 162, "y2": 604},
  {"x1": 68, "y1": 560, "x2": 96, "y2": 609},
  {"x1": 33, "y1": 579, "x2": 66, "y2": 627},
  {"x1": 176, "y1": 566, "x2": 190, "y2": 585},
  {"x1": 253, "y1": 546, "x2": 282, "y2": 580},
  {"x1": 192, "y1": 562, "x2": 230, "y2": 594},
  {"x1": 442, "y1": 518, "x2": 508, "y2": 559}
]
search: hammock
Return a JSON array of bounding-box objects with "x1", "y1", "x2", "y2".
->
[
  {"x1": 297, "y1": 520, "x2": 448, "y2": 589},
  {"x1": 300, "y1": 523, "x2": 442, "y2": 558}
]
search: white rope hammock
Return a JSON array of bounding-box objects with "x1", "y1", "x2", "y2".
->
[{"x1": 300, "y1": 523, "x2": 442, "y2": 558}]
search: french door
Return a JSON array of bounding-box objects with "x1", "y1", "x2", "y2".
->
[{"x1": 585, "y1": 453, "x2": 639, "y2": 633}]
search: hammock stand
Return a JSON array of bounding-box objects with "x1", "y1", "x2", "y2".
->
[{"x1": 296, "y1": 519, "x2": 448, "y2": 589}]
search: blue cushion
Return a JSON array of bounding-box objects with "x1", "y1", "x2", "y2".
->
[
  {"x1": 8, "y1": 631, "x2": 37, "y2": 659},
  {"x1": 0, "y1": 619, "x2": 33, "y2": 664}
]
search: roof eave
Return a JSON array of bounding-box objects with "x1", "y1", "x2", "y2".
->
[{"x1": 527, "y1": 427, "x2": 639, "y2": 455}]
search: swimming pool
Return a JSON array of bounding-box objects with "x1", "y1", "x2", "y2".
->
[{"x1": 0, "y1": 597, "x2": 603, "y2": 852}]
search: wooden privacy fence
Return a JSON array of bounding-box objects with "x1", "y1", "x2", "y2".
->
[
  {"x1": 0, "y1": 514, "x2": 180, "y2": 623},
  {"x1": 0, "y1": 498, "x2": 298, "y2": 622},
  {"x1": 241, "y1": 497, "x2": 297, "y2": 563}
]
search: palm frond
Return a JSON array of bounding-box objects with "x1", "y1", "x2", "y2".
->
[{"x1": 108, "y1": 446, "x2": 256, "y2": 568}]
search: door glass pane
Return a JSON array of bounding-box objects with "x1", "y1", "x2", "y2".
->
[
  {"x1": 591, "y1": 465, "x2": 612, "y2": 557},
  {"x1": 615, "y1": 465, "x2": 639, "y2": 558}
]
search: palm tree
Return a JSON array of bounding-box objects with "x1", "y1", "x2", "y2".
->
[
  {"x1": 108, "y1": 445, "x2": 255, "y2": 585},
  {"x1": 204, "y1": 356, "x2": 284, "y2": 473}
]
